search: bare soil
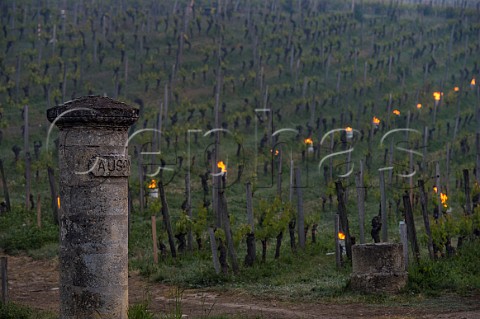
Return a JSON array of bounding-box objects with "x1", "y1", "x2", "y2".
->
[{"x1": 3, "y1": 254, "x2": 480, "y2": 318}]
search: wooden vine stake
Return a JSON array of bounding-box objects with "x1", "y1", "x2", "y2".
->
[
  {"x1": 477, "y1": 153, "x2": 480, "y2": 185},
  {"x1": 435, "y1": 163, "x2": 442, "y2": 219},
  {"x1": 463, "y1": 169, "x2": 472, "y2": 215},
  {"x1": 24, "y1": 105, "x2": 31, "y2": 210},
  {"x1": 403, "y1": 194, "x2": 419, "y2": 263},
  {"x1": 289, "y1": 159, "x2": 294, "y2": 202},
  {"x1": 445, "y1": 143, "x2": 451, "y2": 195},
  {"x1": 422, "y1": 126, "x2": 428, "y2": 172},
  {"x1": 335, "y1": 214, "x2": 341, "y2": 269},
  {"x1": 0, "y1": 159, "x2": 11, "y2": 213},
  {"x1": 138, "y1": 154, "x2": 144, "y2": 214},
  {"x1": 379, "y1": 169, "x2": 388, "y2": 242},
  {"x1": 36, "y1": 194, "x2": 41, "y2": 228},
  {"x1": 185, "y1": 173, "x2": 193, "y2": 251},
  {"x1": 151, "y1": 215, "x2": 158, "y2": 264},
  {"x1": 47, "y1": 166, "x2": 59, "y2": 225},
  {"x1": 25, "y1": 152, "x2": 31, "y2": 210},
  {"x1": 275, "y1": 148, "x2": 284, "y2": 258},
  {"x1": 388, "y1": 141, "x2": 394, "y2": 184},
  {"x1": 244, "y1": 182, "x2": 256, "y2": 266},
  {"x1": 159, "y1": 169, "x2": 176, "y2": 258},
  {"x1": 295, "y1": 168, "x2": 306, "y2": 249},
  {"x1": 335, "y1": 181, "x2": 352, "y2": 260},
  {"x1": 418, "y1": 180, "x2": 434, "y2": 260},
  {"x1": 288, "y1": 159, "x2": 296, "y2": 251},
  {"x1": 208, "y1": 227, "x2": 221, "y2": 274},
  {"x1": 276, "y1": 148, "x2": 283, "y2": 198},
  {"x1": 213, "y1": 92, "x2": 221, "y2": 228},
  {"x1": 218, "y1": 175, "x2": 239, "y2": 274},
  {"x1": 399, "y1": 221, "x2": 408, "y2": 270},
  {"x1": 409, "y1": 149, "x2": 414, "y2": 208},
  {"x1": 1, "y1": 257, "x2": 7, "y2": 304},
  {"x1": 355, "y1": 172, "x2": 365, "y2": 244}
]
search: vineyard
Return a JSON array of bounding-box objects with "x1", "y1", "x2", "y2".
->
[{"x1": 0, "y1": 0, "x2": 480, "y2": 318}]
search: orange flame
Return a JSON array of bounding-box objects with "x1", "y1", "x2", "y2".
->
[
  {"x1": 471, "y1": 78, "x2": 476, "y2": 86},
  {"x1": 345, "y1": 127, "x2": 353, "y2": 139},
  {"x1": 217, "y1": 161, "x2": 227, "y2": 173},
  {"x1": 454, "y1": 86, "x2": 460, "y2": 92},
  {"x1": 372, "y1": 116, "x2": 380, "y2": 125},
  {"x1": 440, "y1": 193, "x2": 448, "y2": 208},
  {"x1": 416, "y1": 103, "x2": 422, "y2": 109},
  {"x1": 433, "y1": 187, "x2": 448, "y2": 208},
  {"x1": 304, "y1": 138, "x2": 313, "y2": 145},
  {"x1": 270, "y1": 149, "x2": 279, "y2": 156},
  {"x1": 57, "y1": 196, "x2": 61, "y2": 209},
  {"x1": 148, "y1": 179, "x2": 157, "y2": 189},
  {"x1": 433, "y1": 92, "x2": 442, "y2": 101},
  {"x1": 338, "y1": 232, "x2": 346, "y2": 240},
  {"x1": 393, "y1": 109, "x2": 400, "y2": 116}
]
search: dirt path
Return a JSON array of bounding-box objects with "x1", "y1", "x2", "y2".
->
[{"x1": 3, "y1": 255, "x2": 480, "y2": 318}]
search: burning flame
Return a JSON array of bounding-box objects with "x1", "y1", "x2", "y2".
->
[
  {"x1": 270, "y1": 149, "x2": 279, "y2": 156},
  {"x1": 217, "y1": 161, "x2": 227, "y2": 174},
  {"x1": 433, "y1": 92, "x2": 442, "y2": 101},
  {"x1": 304, "y1": 138, "x2": 313, "y2": 146},
  {"x1": 433, "y1": 187, "x2": 448, "y2": 208},
  {"x1": 57, "y1": 196, "x2": 61, "y2": 209},
  {"x1": 372, "y1": 116, "x2": 380, "y2": 125},
  {"x1": 440, "y1": 193, "x2": 448, "y2": 208},
  {"x1": 471, "y1": 78, "x2": 476, "y2": 86},
  {"x1": 393, "y1": 109, "x2": 400, "y2": 116},
  {"x1": 454, "y1": 86, "x2": 460, "y2": 92},
  {"x1": 416, "y1": 103, "x2": 422, "y2": 109},
  {"x1": 338, "y1": 232, "x2": 346, "y2": 240},
  {"x1": 148, "y1": 179, "x2": 157, "y2": 189},
  {"x1": 345, "y1": 127, "x2": 353, "y2": 139}
]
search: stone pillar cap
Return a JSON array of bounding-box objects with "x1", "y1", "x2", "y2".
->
[{"x1": 47, "y1": 96, "x2": 139, "y2": 128}]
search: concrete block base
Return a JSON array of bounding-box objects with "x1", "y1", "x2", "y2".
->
[
  {"x1": 350, "y1": 272, "x2": 408, "y2": 293},
  {"x1": 350, "y1": 243, "x2": 407, "y2": 293}
]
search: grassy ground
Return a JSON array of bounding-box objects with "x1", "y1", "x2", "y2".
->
[
  {"x1": 0, "y1": 302, "x2": 57, "y2": 319},
  {"x1": 1, "y1": 204, "x2": 479, "y2": 318}
]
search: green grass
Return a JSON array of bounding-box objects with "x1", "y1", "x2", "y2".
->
[
  {"x1": 27, "y1": 242, "x2": 59, "y2": 260},
  {"x1": 0, "y1": 302, "x2": 56, "y2": 319},
  {"x1": 140, "y1": 238, "x2": 348, "y2": 299},
  {"x1": 133, "y1": 231, "x2": 480, "y2": 304},
  {"x1": 408, "y1": 237, "x2": 480, "y2": 296},
  {"x1": 128, "y1": 303, "x2": 155, "y2": 319},
  {"x1": 0, "y1": 206, "x2": 58, "y2": 255}
]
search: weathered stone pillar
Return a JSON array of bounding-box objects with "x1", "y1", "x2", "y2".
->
[{"x1": 47, "y1": 96, "x2": 138, "y2": 318}]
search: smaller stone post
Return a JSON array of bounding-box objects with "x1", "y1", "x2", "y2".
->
[{"x1": 350, "y1": 243, "x2": 407, "y2": 293}]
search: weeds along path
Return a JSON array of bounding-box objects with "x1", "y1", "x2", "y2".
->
[{"x1": 4, "y1": 254, "x2": 480, "y2": 318}]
